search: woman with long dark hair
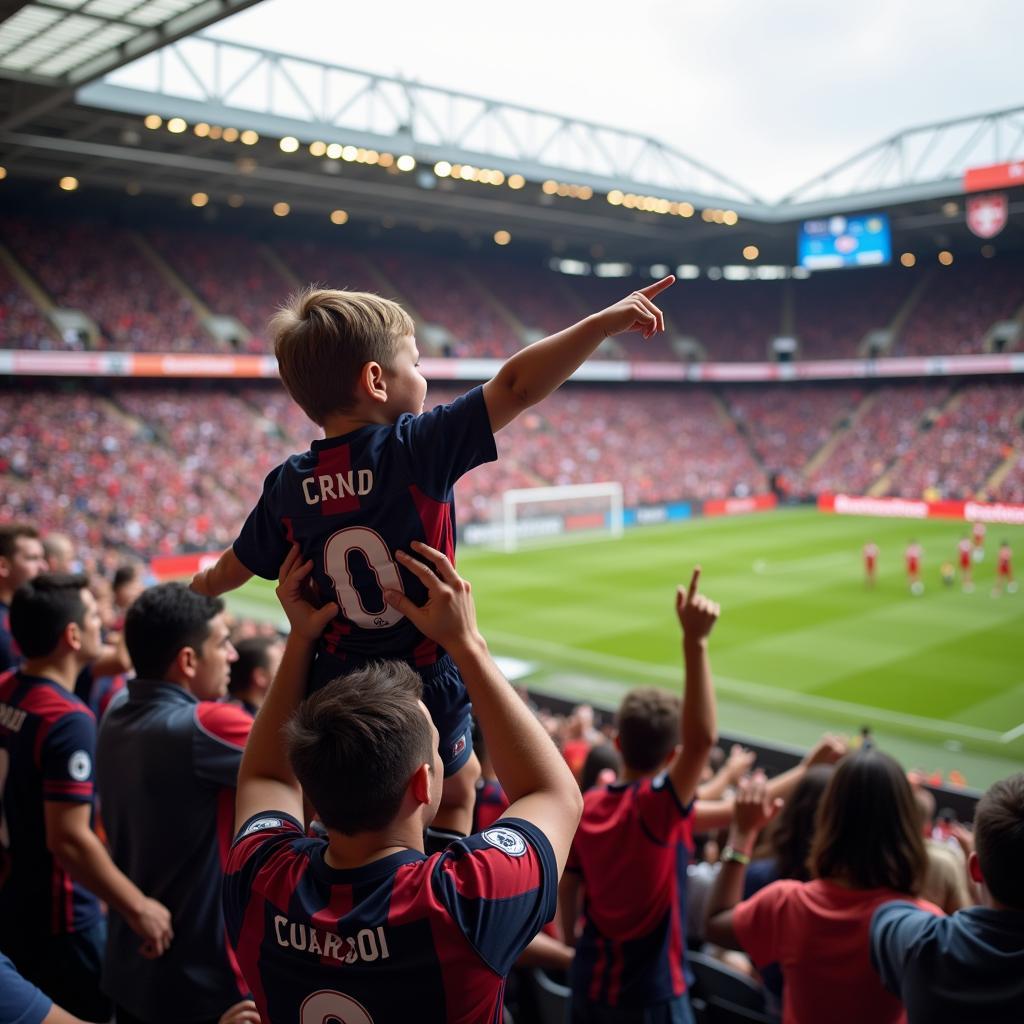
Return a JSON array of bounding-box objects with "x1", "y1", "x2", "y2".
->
[{"x1": 705, "y1": 750, "x2": 942, "y2": 1024}]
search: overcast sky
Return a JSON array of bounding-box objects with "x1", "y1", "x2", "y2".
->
[{"x1": 206, "y1": 0, "x2": 1024, "y2": 200}]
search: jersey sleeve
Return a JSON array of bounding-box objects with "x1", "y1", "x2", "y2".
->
[
  {"x1": 0, "y1": 952, "x2": 53, "y2": 1024},
  {"x1": 233, "y1": 465, "x2": 291, "y2": 579},
  {"x1": 40, "y1": 708, "x2": 96, "y2": 805},
  {"x1": 396, "y1": 385, "x2": 498, "y2": 499},
  {"x1": 869, "y1": 900, "x2": 939, "y2": 997},
  {"x1": 192, "y1": 702, "x2": 252, "y2": 789},
  {"x1": 635, "y1": 772, "x2": 692, "y2": 844},
  {"x1": 730, "y1": 879, "x2": 797, "y2": 969},
  {"x1": 432, "y1": 817, "x2": 557, "y2": 975}
]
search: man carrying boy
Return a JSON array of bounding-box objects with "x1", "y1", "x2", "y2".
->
[
  {"x1": 222, "y1": 541, "x2": 583, "y2": 1022},
  {"x1": 193, "y1": 276, "x2": 673, "y2": 848},
  {"x1": 559, "y1": 569, "x2": 719, "y2": 1023}
]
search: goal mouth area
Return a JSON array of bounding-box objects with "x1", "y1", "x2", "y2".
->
[{"x1": 495, "y1": 482, "x2": 625, "y2": 553}]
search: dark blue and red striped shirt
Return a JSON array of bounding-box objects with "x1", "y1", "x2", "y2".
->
[
  {"x1": 0, "y1": 601, "x2": 20, "y2": 673},
  {"x1": 0, "y1": 669, "x2": 101, "y2": 938},
  {"x1": 233, "y1": 386, "x2": 496, "y2": 683},
  {"x1": 567, "y1": 773, "x2": 694, "y2": 1009},
  {"x1": 223, "y1": 814, "x2": 555, "y2": 1024}
]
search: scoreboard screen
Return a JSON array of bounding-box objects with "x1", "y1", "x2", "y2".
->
[{"x1": 797, "y1": 213, "x2": 892, "y2": 270}]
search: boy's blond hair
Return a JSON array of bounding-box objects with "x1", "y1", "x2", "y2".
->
[{"x1": 271, "y1": 287, "x2": 415, "y2": 424}]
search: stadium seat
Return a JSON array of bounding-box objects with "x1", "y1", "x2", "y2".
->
[
  {"x1": 687, "y1": 951, "x2": 778, "y2": 1024},
  {"x1": 528, "y1": 967, "x2": 571, "y2": 1024}
]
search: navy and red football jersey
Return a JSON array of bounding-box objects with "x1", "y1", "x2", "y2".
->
[
  {"x1": 233, "y1": 387, "x2": 496, "y2": 682},
  {"x1": 223, "y1": 813, "x2": 555, "y2": 1024},
  {"x1": 0, "y1": 601, "x2": 21, "y2": 673},
  {"x1": 0, "y1": 670, "x2": 101, "y2": 939},
  {"x1": 567, "y1": 774, "x2": 694, "y2": 1009},
  {"x1": 473, "y1": 777, "x2": 510, "y2": 834}
]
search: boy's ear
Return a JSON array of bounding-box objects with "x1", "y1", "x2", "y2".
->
[
  {"x1": 410, "y1": 762, "x2": 432, "y2": 808},
  {"x1": 361, "y1": 360, "x2": 388, "y2": 404}
]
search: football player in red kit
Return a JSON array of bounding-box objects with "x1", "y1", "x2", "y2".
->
[
  {"x1": 957, "y1": 535, "x2": 974, "y2": 592},
  {"x1": 993, "y1": 541, "x2": 1016, "y2": 596},
  {"x1": 906, "y1": 541, "x2": 924, "y2": 596},
  {"x1": 863, "y1": 542, "x2": 879, "y2": 587}
]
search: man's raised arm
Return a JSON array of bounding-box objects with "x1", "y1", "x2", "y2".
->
[
  {"x1": 234, "y1": 546, "x2": 338, "y2": 832},
  {"x1": 482, "y1": 275, "x2": 674, "y2": 432},
  {"x1": 385, "y1": 542, "x2": 583, "y2": 872}
]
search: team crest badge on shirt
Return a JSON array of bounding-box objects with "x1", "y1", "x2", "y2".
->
[
  {"x1": 451, "y1": 733, "x2": 467, "y2": 759},
  {"x1": 243, "y1": 817, "x2": 283, "y2": 836},
  {"x1": 481, "y1": 827, "x2": 527, "y2": 857},
  {"x1": 68, "y1": 750, "x2": 91, "y2": 781}
]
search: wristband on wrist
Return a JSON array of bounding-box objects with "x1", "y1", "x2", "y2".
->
[{"x1": 721, "y1": 845, "x2": 751, "y2": 866}]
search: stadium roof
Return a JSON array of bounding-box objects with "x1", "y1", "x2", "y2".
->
[{"x1": 0, "y1": 19, "x2": 1021, "y2": 265}]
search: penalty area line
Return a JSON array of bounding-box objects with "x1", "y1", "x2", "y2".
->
[
  {"x1": 1000, "y1": 721, "x2": 1024, "y2": 744},
  {"x1": 484, "y1": 628, "x2": 1005, "y2": 745}
]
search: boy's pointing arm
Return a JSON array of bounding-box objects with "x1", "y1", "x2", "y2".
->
[{"x1": 482, "y1": 275, "x2": 675, "y2": 432}]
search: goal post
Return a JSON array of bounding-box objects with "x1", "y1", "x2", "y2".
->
[{"x1": 500, "y1": 481, "x2": 625, "y2": 553}]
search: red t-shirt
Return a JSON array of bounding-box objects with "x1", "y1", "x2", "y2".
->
[{"x1": 732, "y1": 879, "x2": 941, "y2": 1024}]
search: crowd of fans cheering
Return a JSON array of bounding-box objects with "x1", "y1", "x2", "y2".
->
[
  {"x1": 1, "y1": 378, "x2": 1021, "y2": 570},
  {"x1": 3, "y1": 215, "x2": 1023, "y2": 360},
  {"x1": 1, "y1": 522, "x2": 1021, "y2": 1023}
]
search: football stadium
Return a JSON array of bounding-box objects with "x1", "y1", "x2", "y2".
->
[{"x1": 1, "y1": 2, "x2": 1023, "y2": 1022}]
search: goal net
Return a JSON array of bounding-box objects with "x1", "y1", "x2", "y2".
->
[{"x1": 500, "y1": 482, "x2": 625, "y2": 553}]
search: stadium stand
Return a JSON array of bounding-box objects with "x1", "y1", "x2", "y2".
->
[
  {"x1": 897, "y1": 255, "x2": 1024, "y2": 356},
  {"x1": 0, "y1": 258, "x2": 61, "y2": 350},
  {"x1": 1, "y1": 217, "x2": 208, "y2": 352}
]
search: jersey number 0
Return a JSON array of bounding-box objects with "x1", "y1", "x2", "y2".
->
[{"x1": 323, "y1": 527, "x2": 405, "y2": 630}]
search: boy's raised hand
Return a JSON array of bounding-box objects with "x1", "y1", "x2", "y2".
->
[
  {"x1": 732, "y1": 771, "x2": 784, "y2": 839},
  {"x1": 676, "y1": 567, "x2": 720, "y2": 644},
  {"x1": 383, "y1": 541, "x2": 483, "y2": 655},
  {"x1": 275, "y1": 544, "x2": 338, "y2": 641},
  {"x1": 596, "y1": 275, "x2": 675, "y2": 340}
]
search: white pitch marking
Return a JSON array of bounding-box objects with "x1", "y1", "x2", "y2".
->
[
  {"x1": 1000, "y1": 721, "x2": 1024, "y2": 744},
  {"x1": 484, "y1": 628, "x2": 1006, "y2": 744}
]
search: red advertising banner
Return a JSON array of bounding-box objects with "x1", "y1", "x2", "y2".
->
[
  {"x1": 703, "y1": 494, "x2": 778, "y2": 517},
  {"x1": 963, "y1": 160, "x2": 1024, "y2": 193},
  {"x1": 150, "y1": 551, "x2": 222, "y2": 580},
  {"x1": 818, "y1": 493, "x2": 1024, "y2": 525}
]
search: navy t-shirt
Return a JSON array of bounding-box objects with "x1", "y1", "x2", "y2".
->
[
  {"x1": 871, "y1": 901, "x2": 1024, "y2": 1023},
  {"x1": 233, "y1": 386, "x2": 496, "y2": 680},
  {"x1": 223, "y1": 813, "x2": 555, "y2": 1024},
  {"x1": 0, "y1": 670, "x2": 102, "y2": 939}
]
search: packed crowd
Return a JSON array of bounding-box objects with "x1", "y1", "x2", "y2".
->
[
  {"x1": 885, "y1": 382, "x2": 1024, "y2": 500},
  {"x1": 2, "y1": 376, "x2": 1020, "y2": 569},
  {"x1": 803, "y1": 382, "x2": 954, "y2": 496},
  {"x1": 2, "y1": 521, "x2": 1020, "y2": 1024},
  {"x1": 2, "y1": 219, "x2": 207, "y2": 353},
  {"x1": 2, "y1": 278, "x2": 1023, "y2": 1024},
  {"x1": 3, "y1": 214, "x2": 1023, "y2": 361}
]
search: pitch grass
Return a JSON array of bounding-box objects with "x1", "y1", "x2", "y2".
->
[{"x1": 229, "y1": 508, "x2": 1024, "y2": 789}]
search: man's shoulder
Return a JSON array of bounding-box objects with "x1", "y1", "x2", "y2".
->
[{"x1": 194, "y1": 700, "x2": 253, "y2": 748}]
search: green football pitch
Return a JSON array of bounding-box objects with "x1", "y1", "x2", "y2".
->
[{"x1": 228, "y1": 508, "x2": 1024, "y2": 789}]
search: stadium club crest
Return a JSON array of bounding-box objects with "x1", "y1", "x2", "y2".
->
[{"x1": 966, "y1": 193, "x2": 1008, "y2": 239}]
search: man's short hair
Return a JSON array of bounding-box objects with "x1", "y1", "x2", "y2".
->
[
  {"x1": 271, "y1": 287, "x2": 415, "y2": 424},
  {"x1": 809, "y1": 748, "x2": 927, "y2": 894},
  {"x1": 125, "y1": 583, "x2": 224, "y2": 681},
  {"x1": 974, "y1": 772, "x2": 1024, "y2": 910},
  {"x1": 228, "y1": 635, "x2": 279, "y2": 695},
  {"x1": 112, "y1": 563, "x2": 141, "y2": 592},
  {"x1": 615, "y1": 687, "x2": 680, "y2": 774},
  {"x1": 285, "y1": 661, "x2": 434, "y2": 835},
  {"x1": 0, "y1": 523, "x2": 40, "y2": 561},
  {"x1": 9, "y1": 573, "x2": 89, "y2": 658}
]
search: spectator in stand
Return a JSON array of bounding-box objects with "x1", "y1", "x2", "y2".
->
[
  {"x1": 561, "y1": 703, "x2": 604, "y2": 781},
  {"x1": 225, "y1": 635, "x2": 284, "y2": 718},
  {"x1": 706, "y1": 747, "x2": 942, "y2": 1024},
  {"x1": 559, "y1": 568, "x2": 719, "y2": 1023},
  {"x1": 871, "y1": 772, "x2": 1024, "y2": 1022},
  {"x1": 111, "y1": 563, "x2": 145, "y2": 628},
  {"x1": 0, "y1": 574, "x2": 173, "y2": 1020},
  {"x1": 0, "y1": 523, "x2": 47, "y2": 671},
  {"x1": 913, "y1": 785, "x2": 972, "y2": 914},
  {"x1": 96, "y1": 584, "x2": 251, "y2": 1024},
  {"x1": 579, "y1": 741, "x2": 621, "y2": 793},
  {"x1": 222, "y1": 541, "x2": 582, "y2": 1022},
  {"x1": 41, "y1": 533, "x2": 75, "y2": 575}
]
